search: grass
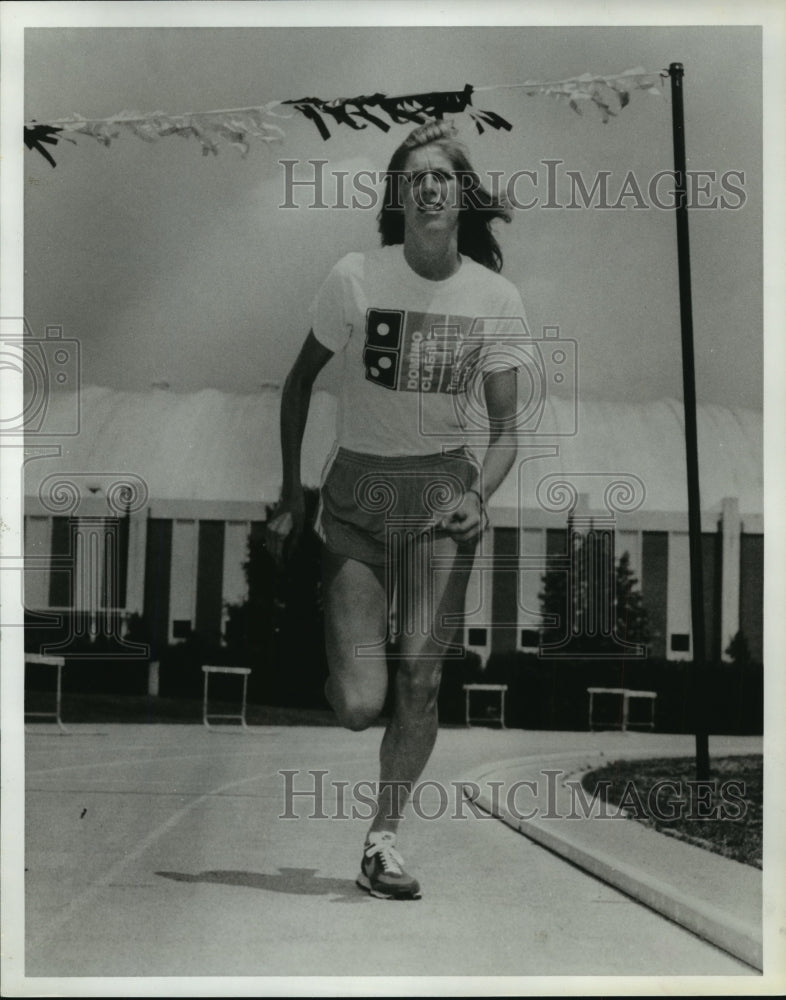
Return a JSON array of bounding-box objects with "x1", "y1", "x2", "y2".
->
[{"x1": 581, "y1": 754, "x2": 763, "y2": 869}]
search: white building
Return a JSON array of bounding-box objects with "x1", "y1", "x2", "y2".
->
[{"x1": 22, "y1": 386, "x2": 763, "y2": 665}]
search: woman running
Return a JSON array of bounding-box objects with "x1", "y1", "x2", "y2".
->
[{"x1": 267, "y1": 119, "x2": 525, "y2": 899}]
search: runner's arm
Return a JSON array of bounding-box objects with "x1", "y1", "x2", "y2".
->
[
  {"x1": 266, "y1": 331, "x2": 334, "y2": 565},
  {"x1": 478, "y1": 366, "x2": 519, "y2": 500},
  {"x1": 442, "y1": 367, "x2": 518, "y2": 542}
]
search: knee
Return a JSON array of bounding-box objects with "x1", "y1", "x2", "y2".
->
[
  {"x1": 337, "y1": 702, "x2": 381, "y2": 732},
  {"x1": 327, "y1": 683, "x2": 382, "y2": 732},
  {"x1": 396, "y1": 659, "x2": 442, "y2": 712},
  {"x1": 344, "y1": 716, "x2": 370, "y2": 732}
]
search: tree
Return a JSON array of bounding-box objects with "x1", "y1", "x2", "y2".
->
[
  {"x1": 724, "y1": 629, "x2": 752, "y2": 667},
  {"x1": 614, "y1": 550, "x2": 651, "y2": 648},
  {"x1": 224, "y1": 488, "x2": 328, "y2": 706},
  {"x1": 538, "y1": 519, "x2": 650, "y2": 656}
]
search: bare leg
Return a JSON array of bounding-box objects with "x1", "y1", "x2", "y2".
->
[
  {"x1": 321, "y1": 549, "x2": 389, "y2": 731},
  {"x1": 321, "y1": 537, "x2": 475, "y2": 836},
  {"x1": 370, "y1": 534, "x2": 475, "y2": 835}
]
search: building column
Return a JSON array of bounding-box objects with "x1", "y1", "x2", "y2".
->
[
  {"x1": 23, "y1": 515, "x2": 52, "y2": 611},
  {"x1": 169, "y1": 519, "x2": 198, "y2": 641},
  {"x1": 667, "y1": 531, "x2": 692, "y2": 660},
  {"x1": 125, "y1": 512, "x2": 147, "y2": 617},
  {"x1": 720, "y1": 496, "x2": 741, "y2": 660}
]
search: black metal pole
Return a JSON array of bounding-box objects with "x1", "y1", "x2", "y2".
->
[{"x1": 668, "y1": 62, "x2": 710, "y2": 780}]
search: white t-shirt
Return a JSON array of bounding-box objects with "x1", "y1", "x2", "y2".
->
[{"x1": 310, "y1": 244, "x2": 529, "y2": 456}]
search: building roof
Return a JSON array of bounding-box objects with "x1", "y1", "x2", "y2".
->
[{"x1": 23, "y1": 386, "x2": 763, "y2": 516}]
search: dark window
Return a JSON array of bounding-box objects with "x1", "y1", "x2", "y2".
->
[
  {"x1": 642, "y1": 532, "x2": 669, "y2": 659},
  {"x1": 172, "y1": 619, "x2": 192, "y2": 640},
  {"x1": 520, "y1": 629, "x2": 540, "y2": 647},
  {"x1": 739, "y1": 534, "x2": 763, "y2": 662},
  {"x1": 143, "y1": 518, "x2": 173, "y2": 658},
  {"x1": 101, "y1": 517, "x2": 129, "y2": 609},
  {"x1": 117, "y1": 515, "x2": 129, "y2": 608},
  {"x1": 48, "y1": 516, "x2": 73, "y2": 608},
  {"x1": 546, "y1": 527, "x2": 568, "y2": 557},
  {"x1": 670, "y1": 633, "x2": 690, "y2": 652},
  {"x1": 195, "y1": 520, "x2": 225, "y2": 643},
  {"x1": 491, "y1": 527, "x2": 519, "y2": 653},
  {"x1": 467, "y1": 628, "x2": 488, "y2": 647}
]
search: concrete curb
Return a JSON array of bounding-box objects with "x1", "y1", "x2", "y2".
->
[{"x1": 461, "y1": 753, "x2": 762, "y2": 971}]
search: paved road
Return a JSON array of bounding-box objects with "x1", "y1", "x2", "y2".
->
[{"x1": 21, "y1": 725, "x2": 757, "y2": 981}]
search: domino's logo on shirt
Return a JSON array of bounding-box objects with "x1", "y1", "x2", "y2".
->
[
  {"x1": 363, "y1": 308, "x2": 480, "y2": 394},
  {"x1": 363, "y1": 309, "x2": 404, "y2": 389}
]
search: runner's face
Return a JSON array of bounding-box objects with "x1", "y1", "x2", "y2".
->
[{"x1": 401, "y1": 145, "x2": 461, "y2": 241}]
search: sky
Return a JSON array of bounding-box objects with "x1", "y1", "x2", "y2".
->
[{"x1": 21, "y1": 20, "x2": 763, "y2": 409}]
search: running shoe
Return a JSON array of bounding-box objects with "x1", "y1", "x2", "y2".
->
[{"x1": 356, "y1": 831, "x2": 422, "y2": 900}]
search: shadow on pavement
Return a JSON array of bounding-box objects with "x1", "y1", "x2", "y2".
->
[{"x1": 155, "y1": 866, "x2": 370, "y2": 904}]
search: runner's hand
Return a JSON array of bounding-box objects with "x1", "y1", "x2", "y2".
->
[
  {"x1": 266, "y1": 494, "x2": 306, "y2": 568},
  {"x1": 439, "y1": 489, "x2": 487, "y2": 543}
]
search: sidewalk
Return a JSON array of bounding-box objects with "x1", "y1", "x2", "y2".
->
[
  {"x1": 460, "y1": 735, "x2": 762, "y2": 969},
  {"x1": 17, "y1": 724, "x2": 762, "y2": 984}
]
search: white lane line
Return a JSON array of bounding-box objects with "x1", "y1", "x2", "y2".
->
[
  {"x1": 26, "y1": 749, "x2": 277, "y2": 778},
  {"x1": 27, "y1": 766, "x2": 282, "y2": 950},
  {"x1": 26, "y1": 755, "x2": 383, "y2": 803},
  {"x1": 27, "y1": 747, "x2": 375, "y2": 778}
]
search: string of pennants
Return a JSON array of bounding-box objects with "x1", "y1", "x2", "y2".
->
[{"x1": 24, "y1": 67, "x2": 666, "y2": 167}]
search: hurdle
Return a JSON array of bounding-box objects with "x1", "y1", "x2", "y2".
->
[
  {"x1": 587, "y1": 687, "x2": 657, "y2": 732},
  {"x1": 25, "y1": 653, "x2": 68, "y2": 734},
  {"x1": 463, "y1": 683, "x2": 508, "y2": 728},
  {"x1": 202, "y1": 665, "x2": 251, "y2": 731}
]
